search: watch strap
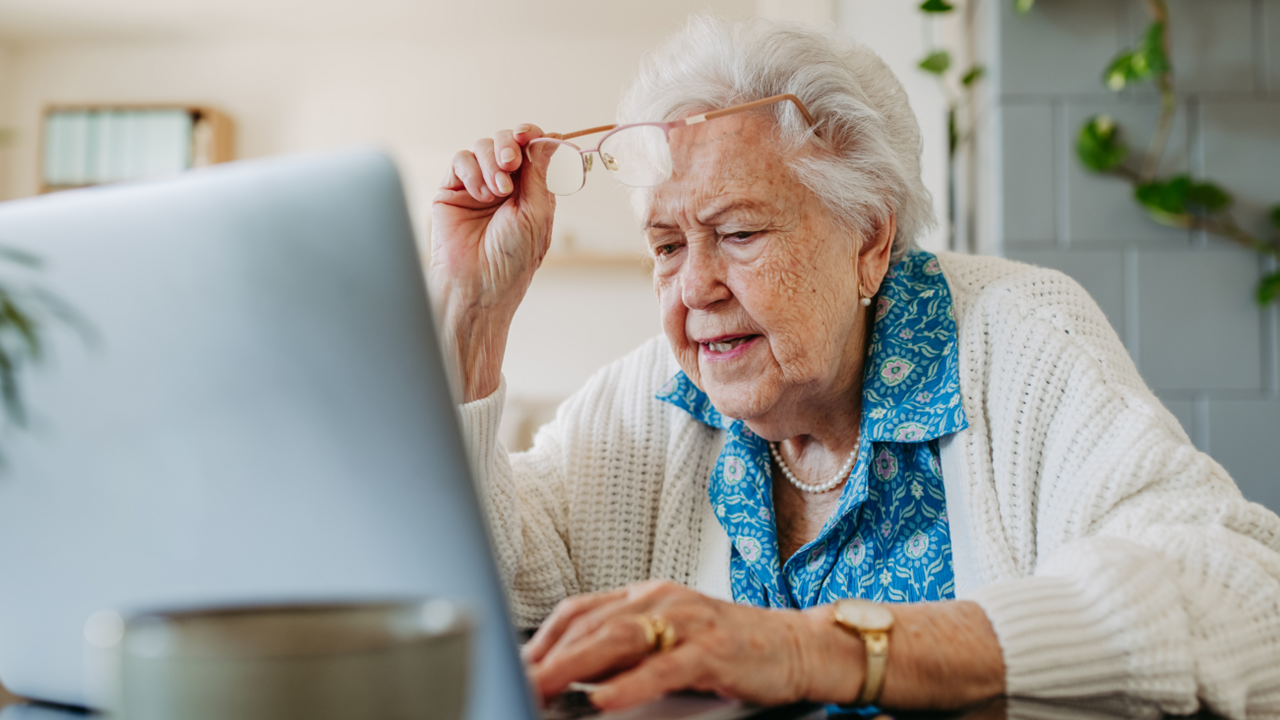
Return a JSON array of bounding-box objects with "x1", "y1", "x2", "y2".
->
[{"x1": 856, "y1": 630, "x2": 889, "y2": 705}]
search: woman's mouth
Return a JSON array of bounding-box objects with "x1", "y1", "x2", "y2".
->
[{"x1": 699, "y1": 335, "x2": 760, "y2": 360}]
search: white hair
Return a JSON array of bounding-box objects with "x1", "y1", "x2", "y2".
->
[{"x1": 618, "y1": 14, "x2": 934, "y2": 265}]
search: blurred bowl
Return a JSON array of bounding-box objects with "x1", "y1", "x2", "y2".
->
[{"x1": 90, "y1": 599, "x2": 470, "y2": 720}]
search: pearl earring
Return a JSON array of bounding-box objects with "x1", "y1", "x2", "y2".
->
[{"x1": 860, "y1": 296, "x2": 872, "y2": 307}]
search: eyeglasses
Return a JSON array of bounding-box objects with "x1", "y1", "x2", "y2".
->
[{"x1": 526, "y1": 93, "x2": 815, "y2": 196}]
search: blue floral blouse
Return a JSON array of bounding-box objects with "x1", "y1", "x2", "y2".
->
[{"x1": 656, "y1": 250, "x2": 968, "y2": 609}]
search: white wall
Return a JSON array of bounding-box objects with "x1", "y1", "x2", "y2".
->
[
  {"x1": 0, "y1": 33, "x2": 686, "y2": 418},
  {"x1": 836, "y1": 0, "x2": 951, "y2": 254},
  {"x1": 0, "y1": 4, "x2": 951, "y2": 446},
  {"x1": 3, "y1": 36, "x2": 675, "y2": 252}
]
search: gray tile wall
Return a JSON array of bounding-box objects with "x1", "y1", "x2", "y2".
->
[{"x1": 994, "y1": 0, "x2": 1280, "y2": 511}]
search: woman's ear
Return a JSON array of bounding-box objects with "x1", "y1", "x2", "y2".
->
[{"x1": 859, "y1": 214, "x2": 896, "y2": 296}]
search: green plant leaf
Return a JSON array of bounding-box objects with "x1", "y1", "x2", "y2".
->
[
  {"x1": 1015, "y1": 0, "x2": 1035, "y2": 13},
  {"x1": 1258, "y1": 271, "x2": 1280, "y2": 306},
  {"x1": 1104, "y1": 51, "x2": 1138, "y2": 91},
  {"x1": 1134, "y1": 177, "x2": 1183, "y2": 214},
  {"x1": 1271, "y1": 204, "x2": 1280, "y2": 231},
  {"x1": 1141, "y1": 22, "x2": 1170, "y2": 75},
  {"x1": 1135, "y1": 177, "x2": 1192, "y2": 227},
  {"x1": 1077, "y1": 115, "x2": 1128, "y2": 173},
  {"x1": 961, "y1": 66, "x2": 986, "y2": 86},
  {"x1": 1184, "y1": 180, "x2": 1232, "y2": 214},
  {"x1": 1134, "y1": 175, "x2": 1233, "y2": 219},
  {"x1": 1103, "y1": 22, "x2": 1169, "y2": 91},
  {"x1": 920, "y1": 0, "x2": 955, "y2": 11},
  {"x1": 1133, "y1": 175, "x2": 1233, "y2": 229},
  {"x1": 918, "y1": 51, "x2": 951, "y2": 76}
]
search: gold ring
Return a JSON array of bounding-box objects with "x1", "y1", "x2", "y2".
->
[
  {"x1": 633, "y1": 614, "x2": 676, "y2": 653},
  {"x1": 632, "y1": 614, "x2": 658, "y2": 649}
]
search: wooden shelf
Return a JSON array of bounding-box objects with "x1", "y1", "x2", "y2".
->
[{"x1": 39, "y1": 104, "x2": 235, "y2": 194}]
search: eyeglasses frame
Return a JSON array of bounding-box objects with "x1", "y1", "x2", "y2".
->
[{"x1": 524, "y1": 93, "x2": 816, "y2": 195}]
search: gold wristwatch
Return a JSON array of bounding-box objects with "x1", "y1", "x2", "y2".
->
[{"x1": 831, "y1": 598, "x2": 895, "y2": 705}]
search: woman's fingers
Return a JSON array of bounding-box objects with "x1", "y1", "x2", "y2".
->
[
  {"x1": 493, "y1": 128, "x2": 522, "y2": 173},
  {"x1": 522, "y1": 583, "x2": 822, "y2": 712},
  {"x1": 532, "y1": 614, "x2": 657, "y2": 697},
  {"x1": 469, "y1": 123, "x2": 551, "y2": 199},
  {"x1": 536, "y1": 580, "x2": 682, "y2": 663},
  {"x1": 434, "y1": 186, "x2": 501, "y2": 210},
  {"x1": 523, "y1": 589, "x2": 627, "y2": 664},
  {"x1": 440, "y1": 123, "x2": 549, "y2": 205},
  {"x1": 549, "y1": 594, "x2": 644, "y2": 652},
  {"x1": 512, "y1": 123, "x2": 544, "y2": 141},
  {"x1": 471, "y1": 138, "x2": 512, "y2": 197},
  {"x1": 587, "y1": 647, "x2": 709, "y2": 711},
  {"x1": 448, "y1": 149, "x2": 495, "y2": 204}
]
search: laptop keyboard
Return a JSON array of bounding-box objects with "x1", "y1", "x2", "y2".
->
[{"x1": 540, "y1": 690, "x2": 602, "y2": 719}]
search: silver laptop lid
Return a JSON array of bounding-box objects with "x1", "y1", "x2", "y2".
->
[{"x1": 0, "y1": 149, "x2": 536, "y2": 720}]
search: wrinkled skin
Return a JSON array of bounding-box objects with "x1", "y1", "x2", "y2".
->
[
  {"x1": 430, "y1": 112, "x2": 1004, "y2": 712},
  {"x1": 645, "y1": 114, "x2": 881, "y2": 446}
]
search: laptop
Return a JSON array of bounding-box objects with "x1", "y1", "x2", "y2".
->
[{"x1": 0, "y1": 150, "x2": 804, "y2": 720}]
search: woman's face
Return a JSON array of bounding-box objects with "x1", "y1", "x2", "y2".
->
[{"x1": 643, "y1": 113, "x2": 888, "y2": 440}]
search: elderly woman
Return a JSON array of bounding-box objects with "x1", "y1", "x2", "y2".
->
[{"x1": 429, "y1": 15, "x2": 1280, "y2": 718}]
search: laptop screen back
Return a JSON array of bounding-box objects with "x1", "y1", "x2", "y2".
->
[{"x1": 0, "y1": 149, "x2": 536, "y2": 720}]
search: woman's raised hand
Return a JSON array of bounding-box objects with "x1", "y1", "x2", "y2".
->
[
  {"x1": 522, "y1": 581, "x2": 867, "y2": 711},
  {"x1": 429, "y1": 125, "x2": 558, "y2": 402}
]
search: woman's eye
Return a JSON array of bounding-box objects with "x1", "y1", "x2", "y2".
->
[
  {"x1": 725, "y1": 230, "x2": 757, "y2": 241},
  {"x1": 654, "y1": 244, "x2": 679, "y2": 257}
]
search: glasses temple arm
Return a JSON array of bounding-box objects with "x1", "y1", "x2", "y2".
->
[
  {"x1": 695, "y1": 93, "x2": 816, "y2": 127},
  {"x1": 553, "y1": 93, "x2": 813, "y2": 145},
  {"x1": 559, "y1": 124, "x2": 618, "y2": 141}
]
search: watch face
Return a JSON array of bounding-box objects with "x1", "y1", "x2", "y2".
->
[{"x1": 835, "y1": 599, "x2": 894, "y2": 631}]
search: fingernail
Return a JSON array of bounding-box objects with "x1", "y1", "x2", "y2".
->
[
  {"x1": 496, "y1": 173, "x2": 513, "y2": 195},
  {"x1": 500, "y1": 147, "x2": 517, "y2": 164},
  {"x1": 515, "y1": 124, "x2": 531, "y2": 134},
  {"x1": 589, "y1": 686, "x2": 615, "y2": 706}
]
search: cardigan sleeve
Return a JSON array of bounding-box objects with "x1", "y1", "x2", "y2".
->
[
  {"x1": 949, "y1": 260, "x2": 1280, "y2": 719},
  {"x1": 458, "y1": 336, "x2": 684, "y2": 629},
  {"x1": 459, "y1": 376, "x2": 582, "y2": 627}
]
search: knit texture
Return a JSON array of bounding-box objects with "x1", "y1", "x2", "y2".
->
[{"x1": 459, "y1": 252, "x2": 1280, "y2": 718}]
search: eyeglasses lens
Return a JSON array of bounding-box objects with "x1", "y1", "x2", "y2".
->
[
  {"x1": 542, "y1": 142, "x2": 587, "y2": 196},
  {"x1": 599, "y1": 125, "x2": 672, "y2": 188}
]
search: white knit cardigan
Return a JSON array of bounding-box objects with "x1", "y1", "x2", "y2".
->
[{"x1": 460, "y1": 252, "x2": 1280, "y2": 718}]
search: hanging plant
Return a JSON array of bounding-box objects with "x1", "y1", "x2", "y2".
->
[
  {"x1": 916, "y1": 0, "x2": 985, "y2": 157},
  {"x1": 920, "y1": 0, "x2": 1280, "y2": 304},
  {"x1": 1072, "y1": 0, "x2": 1280, "y2": 304}
]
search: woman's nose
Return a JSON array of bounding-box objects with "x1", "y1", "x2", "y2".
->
[{"x1": 680, "y1": 241, "x2": 731, "y2": 310}]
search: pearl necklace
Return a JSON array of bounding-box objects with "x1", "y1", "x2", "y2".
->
[{"x1": 768, "y1": 442, "x2": 857, "y2": 494}]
